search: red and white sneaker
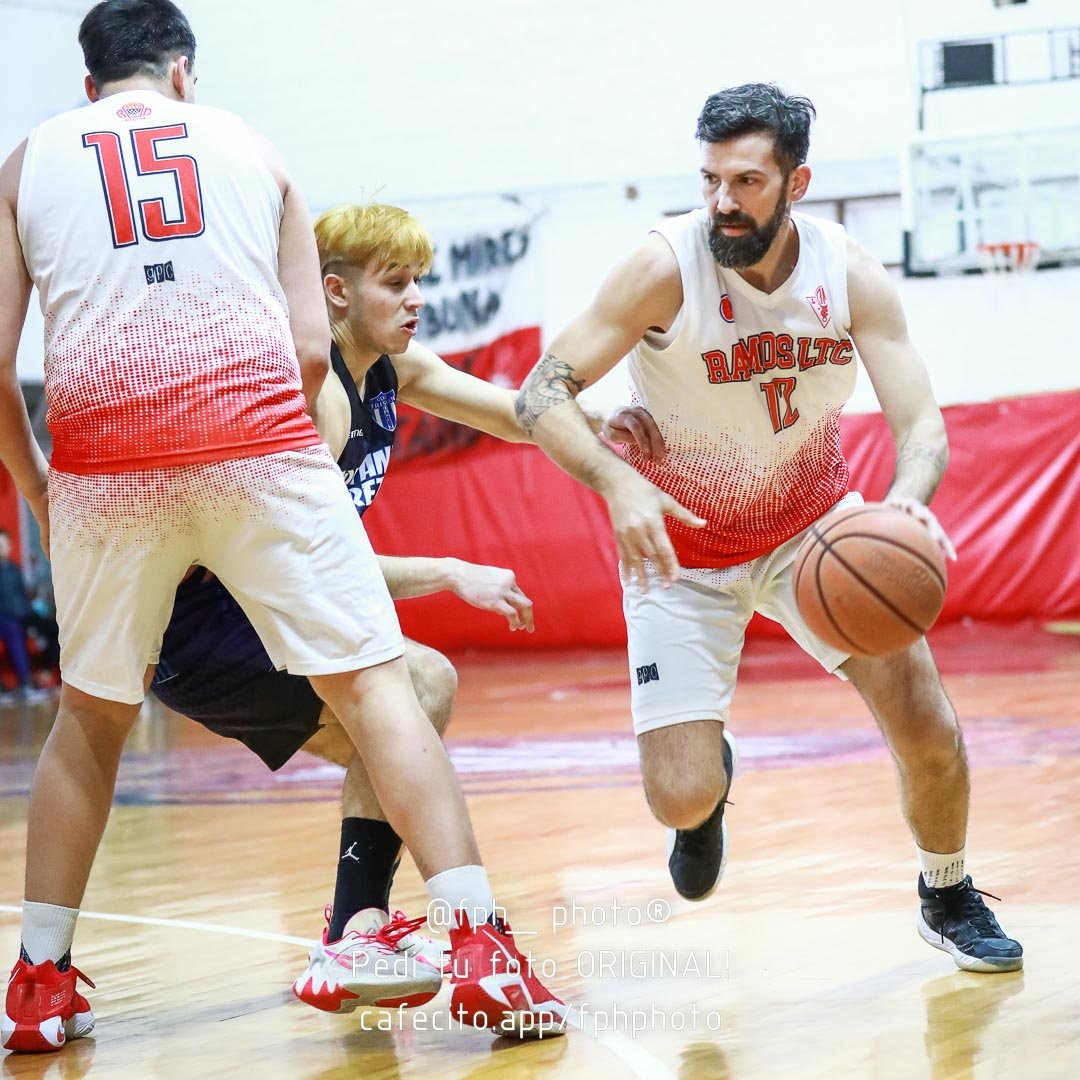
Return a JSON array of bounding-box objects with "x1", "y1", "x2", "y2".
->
[
  {"x1": 2, "y1": 958, "x2": 95, "y2": 1053},
  {"x1": 292, "y1": 907, "x2": 445, "y2": 1013},
  {"x1": 449, "y1": 914, "x2": 567, "y2": 1039},
  {"x1": 386, "y1": 909, "x2": 451, "y2": 974}
]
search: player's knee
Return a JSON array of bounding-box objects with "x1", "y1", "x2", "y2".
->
[
  {"x1": 59, "y1": 684, "x2": 140, "y2": 738},
  {"x1": 412, "y1": 650, "x2": 457, "y2": 735},
  {"x1": 645, "y1": 777, "x2": 723, "y2": 831},
  {"x1": 889, "y1": 700, "x2": 964, "y2": 773},
  {"x1": 300, "y1": 713, "x2": 355, "y2": 767},
  {"x1": 323, "y1": 733, "x2": 355, "y2": 769}
]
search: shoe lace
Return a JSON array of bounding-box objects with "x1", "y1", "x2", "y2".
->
[
  {"x1": 370, "y1": 911, "x2": 428, "y2": 951},
  {"x1": 935, "y1": 882, "x2": 1004, "y2": 940}
]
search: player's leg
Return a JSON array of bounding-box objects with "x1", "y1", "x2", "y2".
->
[
  {"x1": 843, "y1": 643, "x2": 967, "y2": 853},
  {"x1": 344, "y1": 638, "x2": 456, "y2": 816},
  {"x1": 308, "y1": 661, "x2": 479, "y2": 877},
  {"x1": 23, "y1": 687, "x2": 142, "y2": 912},
  {"x1": 844, "y1": 644, "x2": 1022, "y2": 972},
  {"x1": 206, "y1": 450, "x2": 563, "y2": 1034},
  {"x1": 4, "y1": 470, "x2": 195, "y2": 1053},
  {"x1": 5, "y1": 690, "x2": 141, "y2": 1054},
  {"x1": 294, "y1": 641, "x2": 456, "y2": 1012},
  {"x1": 625, "y1": 574, "x2": 746, "y2": 901},
  {"x1": 756, "y1": 507, "x2": 1021, "y2": 974},
  {"x1": 303, "y1": 639, "x2": 457, "y2": 937}
]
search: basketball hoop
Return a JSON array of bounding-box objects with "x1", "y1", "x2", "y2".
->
[{"x1": 976, "y1": 241, "x2": 1041, "y2": 275}]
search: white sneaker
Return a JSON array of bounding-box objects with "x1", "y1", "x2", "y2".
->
[
  {"x1": 292, "y1": 907, "x2": 445, "y2": 1013},
  {"x1": 19, "y1": 687, "x2": 54, "y2": 705}
]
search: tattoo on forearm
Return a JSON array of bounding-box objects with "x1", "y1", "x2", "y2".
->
[
  {"x1": 515, "y1": 352, "x2": 586, "y2": 434},
  {"x1": 895, "y1": 442, "x2": 947, "y2": 472},
  {"x1": 891, "y1": 440, "x2": 948, "y2": 499}
]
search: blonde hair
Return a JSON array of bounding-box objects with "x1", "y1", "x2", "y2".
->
[{"x1": 314, "y1": 203, "x2": 434, "y2": 277}]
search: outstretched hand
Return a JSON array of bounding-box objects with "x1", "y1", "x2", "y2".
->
[
  {"x1": 452, "y1": 562, "x2": 535, "y2": 632},
  {"x1": 608, "y1": 473, "x2": 705, "y2": 589},
  {"x1": 885, "y1": 494, "x2": 957, "y2": 561}
]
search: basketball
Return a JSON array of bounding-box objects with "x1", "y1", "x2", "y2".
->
[{"x1": 793, "y1": 503, "x2": 947, "y2": 657}]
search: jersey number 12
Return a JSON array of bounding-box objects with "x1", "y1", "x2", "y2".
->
[
  {"x1": 760, "y1": 377, "x2": 800, "y2": 433},
  {"x1": 83, "y1": 124, "x2": 205, "y2": 248}
]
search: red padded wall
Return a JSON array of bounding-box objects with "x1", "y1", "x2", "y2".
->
[{"x1": 362, "y1": 391, "x2": 1080, "y2": 649}]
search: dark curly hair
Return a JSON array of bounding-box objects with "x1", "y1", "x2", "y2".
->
[{"x1": 695, "y1": 84, "x2": 816, "y2": 173}]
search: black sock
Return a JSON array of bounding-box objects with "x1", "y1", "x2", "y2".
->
[
  {"x1": 19, "y1": 944, "x2": 70, "y2": 971},
  {"x1": 327, "y1": 817, "x2": 402, "y2": 941}
]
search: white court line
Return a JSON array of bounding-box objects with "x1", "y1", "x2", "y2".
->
[
  {"x1": 565, "y1": 1013, "x2": 678, "y2": 1080},
  {"x1": 0, "y1": 903, "x2": 677, "y2": 1080},
  {"x1": 0, "y1": 903, "x2": 313, "y2": 947}
]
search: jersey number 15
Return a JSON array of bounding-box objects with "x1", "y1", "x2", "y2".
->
[{"x1": 83, "y1": 124, "x2": 205, "y2": 248}]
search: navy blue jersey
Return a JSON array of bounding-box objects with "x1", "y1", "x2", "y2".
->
[
  {"x1": 151, "y1": 348, "x2": 399, "y2": 769},
  {"x1": 333, "y1": 342, "x2": 398, "y2": 514}
]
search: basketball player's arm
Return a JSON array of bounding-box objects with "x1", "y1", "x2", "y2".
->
[
  {"x1": 309, "y1": 369, "x2": 533, "y2": 629},
  {"x1": 515, "y1": 235, "x2": 704, "y2": 587},
  {"x1": 250, "y1": 130, "x2": 330, "y2": 412},
  {"x1": 376, "y1": 556, "x2": 534, "y2": 632},
  {"x1": 394, "y1": 340, "x2": 660, "y2": 453},
  {"x1": 0, "y1": 142, "x2": 50, "y2": 551},
  {"x1": 394, "y1": 340, "x2": 529, "y2": 442},
  {"x1": 313, "y1": 366, "x2": 351, "y2": 454},
  {"x1": 847, "y1": 239, "x2": 956, "y2": 559}
]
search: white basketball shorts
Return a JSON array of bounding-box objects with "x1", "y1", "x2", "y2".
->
[
  {"x1": 49, "y1": 446, "x2": 403, "y2": 704},
  {"x1": 623, "y1": 493, "x2": 862, "y2": 736}
]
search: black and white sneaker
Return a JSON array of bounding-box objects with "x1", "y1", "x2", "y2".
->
[
  {"x1": 917, "y1": 875, "x2": 1023, "y2": 972},
  {"x1": 665, "y1": 729, "x2": 738, "y2": 901}
]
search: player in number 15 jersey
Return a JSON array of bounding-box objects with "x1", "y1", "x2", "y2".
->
[
  {"x1": 17, "y1": 72, "x2": 318, "y2": 472},
  {"x1": 1, "y1": 0, "x2": 565, "y2": 1053}
]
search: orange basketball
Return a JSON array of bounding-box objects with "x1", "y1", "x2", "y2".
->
[{"x1": 792, "y1": 502, "x2": 947, "y2": 658}]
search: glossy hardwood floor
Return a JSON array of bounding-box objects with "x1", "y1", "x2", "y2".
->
[{"x1": 1, "y1": 621, "x2": 1077, "y2": 1079}]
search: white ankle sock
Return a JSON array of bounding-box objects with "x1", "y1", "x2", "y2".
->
[
  {"x1": 22, "y1": 900, "x2": 80, "y2": 965},
  {"x1": 918, "y1": 846, "x2": 966, "y2": 889},
  {"x1": 425, "y1": 865, "x2": 494, "y2": 930}
]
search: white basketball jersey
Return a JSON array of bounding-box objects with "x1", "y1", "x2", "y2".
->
[
  {"x1": 17, "y1": 89, "x2": 318, "y2": 473},
  {"x1": 625, "y1": 209, "x2": 856, "y2": 568}
]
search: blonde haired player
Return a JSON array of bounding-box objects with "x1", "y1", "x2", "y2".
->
[
  {"x1": 153, "y1": 202, "x2": 628, "y2": 1014},
  {"x1": 516, "y1": 83, "x2": 1022, "y2": 975},
  {"x1": 0, "y1": 0, "x2": 563, "y2": 1052}
]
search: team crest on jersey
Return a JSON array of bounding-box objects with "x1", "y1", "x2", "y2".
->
[
  {"x1": 807, "y1": 285, "x2": 830, "y2": 328},
  {"x1": 369, "y1": 390, "x2": 397, "y2": 432},
  {"x1": 719, "y1": 293, "x2": 735, "y2": 323},
  {"x1": 116, "y1": 102, "x2": 152, "y2": 120}
]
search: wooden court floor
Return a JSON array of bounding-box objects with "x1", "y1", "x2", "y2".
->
[{"x1": 1, "y1": 621, "x2": 1078, "y2": 1079}]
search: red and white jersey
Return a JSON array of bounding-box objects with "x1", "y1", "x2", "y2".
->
[
  {"x1": 17, "y1": 90, "x2": 319, "y2": 473},
  {"x1": 625, "y1": 209, "x2": 856, "y2": 567}
]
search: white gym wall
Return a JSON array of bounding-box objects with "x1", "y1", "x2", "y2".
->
[{"x1": 2, "y1": 0, "x2": 1077, "y2": 409}]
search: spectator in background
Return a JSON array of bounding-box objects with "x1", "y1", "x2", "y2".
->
[
  {"x1": 0, "y1": 528, "x2": 50, "y2": 703},
  {"x1": 26, "y1": 578, "x2": 61, "y2": 682}
]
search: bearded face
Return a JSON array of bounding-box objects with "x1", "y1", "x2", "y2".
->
[{"x1": 707, "y1": 184, "x2": 791, "y2": 269}]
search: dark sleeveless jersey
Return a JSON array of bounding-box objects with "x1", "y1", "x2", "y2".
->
[
  {"x1": 332, "y1": 342, "x2": 398, "y2": 514},
  {"x1": 150, "y1": 348, "x2": 399, "y2": 769}
]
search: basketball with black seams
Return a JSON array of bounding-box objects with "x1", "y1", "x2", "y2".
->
[{"x1": 793, "y1": 503, "x2": 947, "y2": 657}]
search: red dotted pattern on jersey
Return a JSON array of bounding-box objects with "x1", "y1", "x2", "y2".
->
[
  {"x1": 45, "y1": 277, "x2": 318, "y2": 473},
  {"x1": 623, "y1": 407, "x2": 850, "y2": 568}
]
